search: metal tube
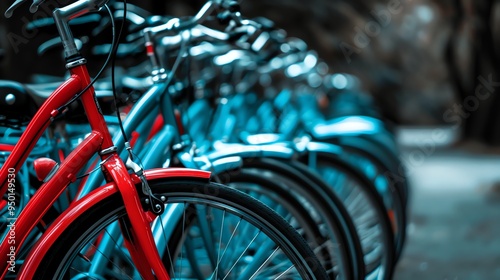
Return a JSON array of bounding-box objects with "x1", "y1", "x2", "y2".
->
[{"x1": 52, "y1": 0, "x2": 110, "y2": 58}]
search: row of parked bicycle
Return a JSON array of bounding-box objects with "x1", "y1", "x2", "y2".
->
[{"x1": 0, "y1": 0, "x2": 408, "y2": 279}]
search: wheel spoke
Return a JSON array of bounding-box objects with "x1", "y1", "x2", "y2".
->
[
  {"x1": 275, "y1": 264, "x2": 296, "y2": 279},
  {"x1": 248, "y1": 246, "x2": 280, "y2": 280},
  {"x1": 214, "y1": 209, "x2": 226, "y2": 280},
  {"x1": 222, "y1": 229, "x2": 261, "y2": 280},
  {"x1": 157, "y1": 213, "x2": 176, "y2": 279},
  {"x1": 73, "y1": 229, "x2": 136, "y2": 280},
  {"x1": 209, "y1": 218, "x2": 242, "y2": 279},
  {"x1": 33, "y1": 182, "x2": 326, "y2": 279},
  {"x1": 179, "y1": 203, "x2": 186, "y2": 279}
]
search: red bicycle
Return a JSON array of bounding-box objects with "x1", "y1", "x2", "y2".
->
[{"x1": 0, "y1": 0, "x2": 328, "y2": 279}]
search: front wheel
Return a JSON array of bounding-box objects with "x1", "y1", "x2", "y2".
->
[{"x1": 30, "y1": 179, "x2": 328, "y2": 279}]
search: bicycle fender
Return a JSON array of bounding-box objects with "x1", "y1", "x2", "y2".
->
[
  {"x1": 207, "y1": 142, "x2": 295, "y2": 161},
  {"x1": 211, "y1": 156, "x2": 242, "y2": 174},
  {"x1": 310, "y1": 115, "x2": 383, "y2": 140},
  {"x1": 18, "y1": 168, "x2": 210, "y2": 279},
  {"x1": 310, "y1": 116, "x2": 399, "y2": 158},
  {"x1": 178, "y1": 153, "x2": 243, "y2": 174},
  {"x1": 142, "y1": 168, "x2": 211, "y2": 181},
  {"x1": 305, "y1": 141, "x2": 344, "y2": 156}
]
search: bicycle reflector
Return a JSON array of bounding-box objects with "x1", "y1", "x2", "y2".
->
[{"x1": 33, "y1": 158, "x2": 58, "y2": 182}]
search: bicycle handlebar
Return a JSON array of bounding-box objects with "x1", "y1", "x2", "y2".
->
[
  {"x1": 144, "y1": 1, "x2": 215, "y2": 38},
  {"x1": 6, "y1": 0, "x2": 110, "y2": 57},
  {"x1": 157, "y1": 25, "x2": 232, "y2": 52},
  {"x1": 5, "y1": 0, "x2": 107, "y2": 18}
]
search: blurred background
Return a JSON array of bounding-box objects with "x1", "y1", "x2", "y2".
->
[
  {"x1": 1, "y1": 0, "x2": 500, "y2": 278},
  {"x1": 3, "y1": 0, "x2": 500, "y2": 143}
]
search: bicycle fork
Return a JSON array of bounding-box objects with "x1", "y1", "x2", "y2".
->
[{"x1": 101, "y1": 155, "x2": 170, "y2": 280}]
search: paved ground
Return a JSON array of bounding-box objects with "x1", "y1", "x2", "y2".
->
[{"x1": 393, "y1": 142, "x2": 500, "y2": 279}]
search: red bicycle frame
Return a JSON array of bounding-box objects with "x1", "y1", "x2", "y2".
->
[
  {"x1": 0, "y1": 60, "x2": 208, "y2": 278},
  {"x1": 18, "y1": 168, "x2": 211, "y2": 279}
]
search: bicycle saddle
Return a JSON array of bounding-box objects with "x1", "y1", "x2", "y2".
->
[
  {"x1": 0, "y1": 79, "x2": 126, "y2": 125},
  {"x1": 0, "y1": 80, "x2": 38, "y2": 127},
  {"x1": 25, "y1": 82, "x2": 114, "y2": 101},
  {"x1": 26, "y1": 82, "x2": 125, "y2": 123}
]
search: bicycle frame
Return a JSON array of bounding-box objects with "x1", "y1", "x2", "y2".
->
[
  {"x1": 18, "y1": 167, "x2": 210, "y2": 279},
  {"x1": 0, "y1": 58, "x2": 207, "y2": 278},
  {"x1": 77, "y1": 83, "x2": 176, "y2": 197}
]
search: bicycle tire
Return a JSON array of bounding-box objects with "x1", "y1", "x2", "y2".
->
[
  {"x1": 239, "y1": 157, "x2": 366, "y2": 280},
  {"x1": 218, "y1": 166, "x2": 355, "y2": 279},
  {"x1": 299, "y1": 151, "x2": 396, "y2": 280},
  {"x1": 331, "y1": 135, "x2": 409, "y2": 208},
  {"x1": 30, "y1": 179, "x2": 329, "y2": 279},
  {"x1": 335, "y1": 142, "x2": 407, "y2": 262},
  {"x1": 326, "y1": 136, "x2": 408, "y2": 262}
]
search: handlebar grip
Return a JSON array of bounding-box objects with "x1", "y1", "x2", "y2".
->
[
  {"x1": 30, "y1": 0, "x2": 44, "y2": 13},
  {"x1": 5, "y1": 0, "x2": 26, "y2": 18}
]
